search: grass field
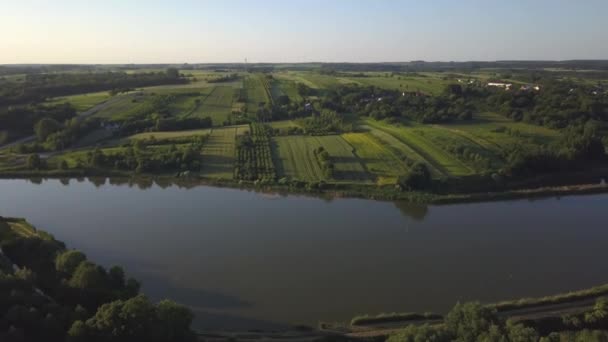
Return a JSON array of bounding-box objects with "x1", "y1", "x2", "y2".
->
[
  {"x1": 351, "y1": 74, "x2": 451, "y2": 95},
  {"x1": 272, "y1": 136, "x2": 326, "y2": 181},
  {"x1": 438, "y1": 112, "x2": 560, "y2": 150},
  {"x1": 91, "y1": 93, "x2": 150, "y2": 120},
  {"x1": 313, "y1": 136, "x2": 370, "y2": 181},
  {"x1": 200, "y1": 125, "x2": 249, "y2": 179},
  {"x1": 270, "y1": 78, "x2": 303, "y2": 103},
  {"x1": 187, "y1": 86, "x2": 235, "y2": 125},
  {"x1": 364, "y1": 119, "x2": 474, "y2": 176},
  {"x1": 47, "y1": 91, "x2": 111, "y2": 113},
  {"x1": 272, "y1": 135, "x2": 369, "y2": 182},
  {"x1": 244, "y1": 74, "x2": 271, "y2": 112},
  {"x1": 342, "y1": 132, "x2": 410, "y2": 184},
  {"x1": 360, "y1": 124, "x2": 443, "y2": 177},
  {"x1": 273, "y1": 71, "x2": 451, "y2": 95},
  {"x1": 129, "y1": 129, "x2": 211, "y2": 141},
  {"x1": 268, "y1": 120, "x2": 302, "y2": 134}
]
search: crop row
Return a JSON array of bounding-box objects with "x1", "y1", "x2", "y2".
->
[{"x1": 234, "y1": 123, "x2": 276, "y2": 181}]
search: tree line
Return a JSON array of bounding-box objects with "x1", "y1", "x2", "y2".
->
[{"x1": 0, "y1": 69, "x2": 185, "y2": 106}]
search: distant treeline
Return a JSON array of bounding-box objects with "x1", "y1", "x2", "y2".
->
[{"x1": 0, "y1": 69, "x2": 186, "y2": 106}]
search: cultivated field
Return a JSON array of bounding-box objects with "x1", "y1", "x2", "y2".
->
[
  {"x1": 128, "y1": 129, "x2": 211, "y2": 141},
  {"x1": 244, "y1": 74, "x2": 272, "y2": 112},
  {"x1": 47, "y1": 91, "x2": 111, "y2": 112},
  {"x1": 188, "y1": 86, "x2": 235, "y2": 125},
  {"x1": 200, "y1": 125, "x2": 249, "y2": 179},
  {"x1": 342, "y1": 132, "x2": 410, "y2": 184},
  {"x1": 363, "y1": 119, "x2": 475, "y2": 176},
  {"x1": 270, "y1": 78, "x2": 303, "y2": 103},
  {"x1": 91, "y1": 93, "x2": 150, "y2": 120},
  {"x1": 272, "y1": 135, "x2": 369, "y2": 182}
]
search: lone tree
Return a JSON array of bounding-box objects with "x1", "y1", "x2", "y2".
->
[
  {"x1": 34, "y1": 117, "x2": 62, "y2": 141},
  {"x1": 165, "y1": 68, "x2": 180, "y2": 79},
  {"x1": 398, "y1": 163, "x2": 432, "y2": 190},
  {"x1": 26, "y1": 154, "x2": 42, "y2": 169}
]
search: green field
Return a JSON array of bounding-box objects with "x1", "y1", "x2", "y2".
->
[
  {"x1": 270, "y1": 78, "x2": 303, "y2": 103},
  {"x1": 273, "y1": 71, "x2": 451, "y2": 95},
  {"x1": 200, "y1": 125, "x2": 249, "y2": 179},
  {"x1": 244, "y1": 74, "x2": 272, "y2": 112},
  {"x1": 91, "y1": 93, "x2": 151, "y2": 120},
  {"x1": 438, "y1": 112, "x2": 560, "y2": 150},
  {"x1": 47, "y1": 91, "x2": 111, "y2": 112},
  {"x1": 342, "y1": 132, "x2": 410, "y2": 184},
  {"x1": 189, "y1": 86, "x2": 235, "y2": 125},
  {"x1": 313, "y1": 135, "x2": 370, "y2": 181},
  {"x1": 272, "y1": 135, "x2": 369, "y2": 182},
  {"x1": 129, "y1": 129, "x2": 211, "y2": 141},
  {"x1": 360, "y1": 124, "x2": 442, "y2": 176},
  {"x1": 363, "y1": 119, "x2": 474, "y2": 176}
]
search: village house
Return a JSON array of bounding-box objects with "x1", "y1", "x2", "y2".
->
[{"x1": 487, "y1": 82, "x2": 513, "y2": 90}]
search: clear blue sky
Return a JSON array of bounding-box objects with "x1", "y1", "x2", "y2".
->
[{"x1": 1, "y1": 0, "x2": 607, "y2": 64}]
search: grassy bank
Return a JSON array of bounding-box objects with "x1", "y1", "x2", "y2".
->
[
  {"x1": 347, "y1": 282, "x2": 608, "y2": 328},
  {"x1": 350, "y1": 312, "x2": 442, "y2": 326}
]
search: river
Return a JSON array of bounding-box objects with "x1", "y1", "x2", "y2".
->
[{"x1": 1, "y1": 177, "x2": 607, "y2": 331}]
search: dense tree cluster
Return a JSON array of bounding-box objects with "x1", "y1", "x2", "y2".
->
[
  {"x1": 502, "y1": 124, "x2": 606, "y2": 177},
  {"x1": 486, "y1": 80, "x2": 608, "y2": 129},
  {"x1": 298, "y1": 110, "x2": 352, "y2": 134},
  {"x1": 82, "y1": 139, "x2": 204, "y2": 173},
  {"x1": 319, "y1": 84, "x2": 476, "y2": 123},
  {"x1": 0, "y1": 103, "x2": 76, "y2": 136}
]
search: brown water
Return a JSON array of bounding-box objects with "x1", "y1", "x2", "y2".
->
[{"x1": 1, "y1": 177, "x2": 608, "y2": 330}]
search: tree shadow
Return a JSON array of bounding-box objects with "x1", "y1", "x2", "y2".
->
[{"x1": 135, "y1": 272, "x2": 253, "y2": 310}]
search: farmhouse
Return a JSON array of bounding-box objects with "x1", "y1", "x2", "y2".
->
[
  {"x1": 487, "y1": 82, "x2": 513, "y2": 90},
  {"x1": 520, "y1": 84, "x2": 541, "y2": 91}
]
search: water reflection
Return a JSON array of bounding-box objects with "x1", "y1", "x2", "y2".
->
[{"x1": 394, "y1": 201, "x2": 429, "y2": 221}]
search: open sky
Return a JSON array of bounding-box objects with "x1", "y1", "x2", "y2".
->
[{"x1": 1, "y1": 0, "x2": 607, "y2": 64}]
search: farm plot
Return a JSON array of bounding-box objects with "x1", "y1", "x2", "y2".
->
[
  {"x1": 312, "y1": 136, "x2": 369, "y2": 181},
  {"x1": 129, "y1": 129, "x2": 211, "y2": 141},
  {"x1": 347, "y1": 74, "x2": 450, "y2": 95},
  {"x1": 91, "y1": 93, "x2": 152, "y2": 120},
  {"x1": 272, "y1": 136, "x2": 325, "y2": 181},
  {"x1": 189, "y1": 86, "x2": 235, "y2": 125},
  {"x1": 411, "y1": 125, "x2": 504, "y2": 171},
  {"x1": 244, "y1": 74, "x2": 272, "y2": 112},
  {"x1": 47, "y1": 91, "x2": 111, "y2": 113},
  {"x1": 364, "y1": 119, "x2": 474, "y2": 177},
  {"x1": 341, "y1": 133, "x2": 410, "y2": 184},
  {"x1": 270, "y1": 79, "x2": 303, "y2": 103},
  {"x1": 272, "y1": 135, "x2": 368, "y2": 182},
  {"x1": 439, "y1": 112, "x2": 560, "y2": 150},
  {"x1": 360, "y1": 125, "x2": 443, "y2": 178},
  {"x1": 200, "y1": 125, "x2": 248, "y2": 179}
]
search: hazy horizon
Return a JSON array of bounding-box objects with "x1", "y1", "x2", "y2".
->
[{"x1": 2, "y1": 0, "x2": 608, "y2": 64}]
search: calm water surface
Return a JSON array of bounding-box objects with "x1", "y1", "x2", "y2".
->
[{"x1": 1, "y1": 178, "x2": 608, "y2": 330}]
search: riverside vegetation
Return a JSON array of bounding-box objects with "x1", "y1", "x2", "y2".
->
[
  {"x1": 0, "y1": 216, "x2": 196, "y2": 342},
  {"x1": 1, "y1": 62, "x2": 607, "y2": 202}
]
